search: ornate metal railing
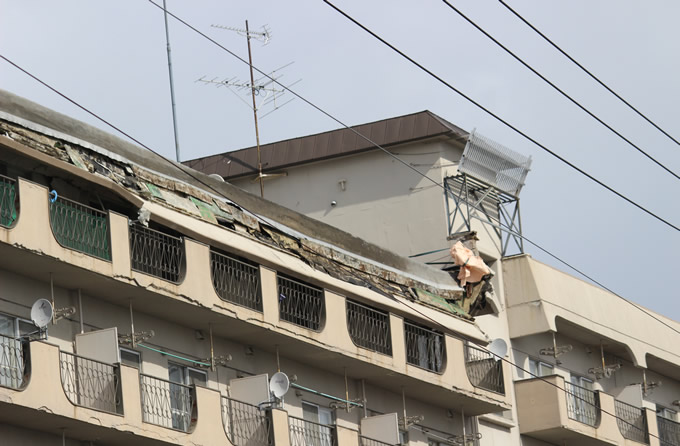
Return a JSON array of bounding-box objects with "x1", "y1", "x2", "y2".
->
[
  {"x1": 211, "y1": 249, "x2": 262, "y2": 311},
  {"x1": 289, "y1": 415, "x2": 337, "y2": 446},
  {"x1": 222, "y1": 396, "x2": 273, "y2": 446},
  {"x1": 404, "y1": 320, "x2": 445, "y2": 373},
  {"x1": 346, "y1": 300, "x2": 392, "y2": 355},
  {"x1": 615, "y1": 399, "x2": 648, "y2": 443},
  {"x1": 565, "y1": 382, "x2": 600, "y2": 427},
  {"x1": 658, "y1": 416, "x2": 680, "y2": 446},
  {"x1": 360, "y1": 436, "x2": 395, "y2": 446},
  {"x1": 49, "y1": 195, "x2": 111, "y2": 260},
  {"x1": 130, "y1": 224, "x2": 184, "y2": 282},
  {"x1": 0, "y1": 333, "x2": 28, "y2": 390},
  {"x1": 278, "y1": 274, "x2": 324, "y2": 331},
  {"x1": 464, "y1": 343, "x2": 505, "y2": 394},
  {"x1": 0, "y1": 175, "x2": 17, "y2": 228},
  {"x1": 140, "y1": 373, "x2": 194, "y2": 432},
  {"x1": 59, "y1": 351, "x2": 122, "y2": 414}
]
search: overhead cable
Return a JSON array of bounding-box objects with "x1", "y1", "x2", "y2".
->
[
  {"x1": 441, "y1": 0, "x2": 680, "y2": 181},
  {"x1": 497, "y1": 0, "x2": 680, "y2": 148},
  {"x1": 319, "y1": 0, "x2": 680, "y2": 232}
]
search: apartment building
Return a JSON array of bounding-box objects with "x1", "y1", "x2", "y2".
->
[
  {"x1": 188, "y1": 112, "x2": 680, "y2": 446},
  {"x1": 0, "y1": 90, "x2": 514, "y2": 445}
]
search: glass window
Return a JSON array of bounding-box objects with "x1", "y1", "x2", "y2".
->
[
  {"x1": 528, "y1": 358, "x2": 554, "y2": 377},
  {"x1": 302, "y1": 402, "x2": 334, "y2": 446},
  {"x1": 120, "y1": 348, "x2": 141, "y2": 369},
  {"x1": 658, "y1": 407, "x2": 678, "y2": 421}
]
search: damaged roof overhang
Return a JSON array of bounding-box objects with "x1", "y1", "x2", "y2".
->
[{"x1": 0, "y1": 89, "x2": 486, "y2": 325}]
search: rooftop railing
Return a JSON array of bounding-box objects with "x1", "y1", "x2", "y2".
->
[
  {"x1": 404, "y1": 320, "x2": 445, "y2": 373},
  {"x1": 211, "y1": 249, "x2": 262, "y2": 311},
  {"x1": 278, "y1": 274, "x2": 324, "y2": 331},
  {"x1": 615, "y1": 399, "x2": 649, "y2": 443},
  {"x1": 140, "y1": 373, "x2": 194, "y2": 432},
  {"x1": 289, "y1": 415, "x2": 337, "y2": 446},
  {"x1": 360, "y1": 436, "x2": 395, "y2": 446},
  {"x1": 0, "y1": 175, "x2": 17, "y2": 228},
  {"x1": 59, "y1": 351, "x2": 122, "y2": 414},
  {"x1": 130, "y1": 224, "x2": 184, "y2": 283},
  {"x1": 565, "y1": 382, "x2": 600, "y2": 427},
  {"x1": 222, "y1": 396, "x2": 273, "y2": 446},
  {"x1": 346, "y1": 300, "x2": 392, "y2": 355},
  {"x1": 658, "y1": 416, "x2": 680, "y2": 446},
  {"x1": 0, "y1": 333, "x2": 28, "y2": 390},
  {"x1": 49, "y1": 195, "x2": 111, "y2": 260},
  {"x1": 464, "y1": 343, "x2": 505, "y2": 394}
]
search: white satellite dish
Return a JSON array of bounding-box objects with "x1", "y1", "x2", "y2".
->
[
  {"x1": 269, "y1": 372, "x2": 290, "y2": 399},
  {"x1": 488, "y1": 338, "x2": 508, "y2": 359},
  {"x1": 31, "y1": 298, "x2": 54, "y2": 329}
]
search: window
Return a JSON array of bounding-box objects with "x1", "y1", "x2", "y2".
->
[
  {"x1": 120, "y1": 348, "x2": 141, "y2": 369},
  {"x1": 658, "y1": 406, "x2": 678, "y2": 421},
  {"x1": 302, "y1": 401, "x2": 334, "y2": 446},
  {"x1": 168, "y1": 362, "x2": 207, "y2": 431},
  {"x1": 528, "y1": 358, "x2": 554, "y2": 377},
  {"x1": 568, "y1": 375, "x2": 598, "y2": 425}
]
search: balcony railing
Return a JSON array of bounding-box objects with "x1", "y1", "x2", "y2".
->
[
  {"x1": 0, "y1": 175, "x2": 17, "y2": 228},
  {"x1": 360, "y1": 436, "x2": 395, "y2": 446},
  {"x1": 140, "y1": 373, "x2": 194, "y2": 432},
  {"x1": 614, "y1": 399, "x2": 648, "y2": 443},
  {"x1": 289, "y1": 415, "x2": 337, "y2": 446},
  {"x1": 464, "y1": 343, "x2": 505, "y2": 394},
  {"x1": 658, "y1": 416, "x2": 680, "y2": 446},
  {"x1": 404, "y1": 320, "x2": 445, "y2": 373},
  {"x1": 130, "y1": 224, "x2": 184, "y2": 283},
  {"x1": 278, "y1": 274, "x2": 324, "y2": 331},
  {"x1": 211, "y1": 249, "x2": 262, "y2": 311},
  {"x1": 49, "y1": 195, "x2": 111, "y2": 260},
  {"x1": 59, "y1": 351, "x2": 122, "y2": 414},
  {"x1": 565, "y1": 382, "x2": 600, "y2": 427},
  {"x1": 0, "y1": 333, "x2": 28, "y2": 390},
  {"x1": 222, "y1": 396, "x2": 273, "y2": 446},
  {"x1": 346, "y1": 300, "x2": 392, "y2": 355}
]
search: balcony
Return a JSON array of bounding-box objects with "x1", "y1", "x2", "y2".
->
[
  {"x1": 0, "y1": 174, "x2": 17, "y2": 228},
  {"x1": 0, "y1": 333, "x2": 28, "y2": 390},
  {"x1": 211, "y1": 249, "x2": 262, "y2": 311},
  {"x1": 515, "y1": 374, "x2": 644, "y2": 445},
  {"x1": 464, "y1": 343, "x2": 505, "y2": 394},
  {"x1": 289, "y1": 415, "x2": 337, "y2": 446},
  {"x1": 615, "y1": 399, "x2": 649, "y2": 444},
  {"x1": 140, "y1": 373, "x2": 195, "y2": 432},
  {"x1": 130, "y1": 224, "x2": 185, "y2": 283},
  {"x1": 346, "y1": 299, "x2": 392, "y2": 355},
  {"x1": 658, "y1": 416, "x2": 680, "y2": 446},
  {"x1": 59, "y1": 351, "x2": 123, "y2": 414},
  {"x1": 49, "y1": 195, "x2": 111, "y2": 260},
  {"x1": 404, "y1": 320, "x2": 445, "y2": 373},
  {"x1": 278, "y1": 274, "x2": 324, "y2": 331},
  {"x1": 222, "y1": 396, "x2": 273, "y2": 446},
  {"x1": 359, "y1": 436, "x2": 395, "y2": 446}
]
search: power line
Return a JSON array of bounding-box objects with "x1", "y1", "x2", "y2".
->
[
  {"x1": 441, "y1": 0, "x2": 680, "y2": 182},
  {"x1": 0, "y1": 19, "x2": 665, "y2": 441},
  {"x1": 497, "y1": 0, "x2": 680, "y2": 149}
]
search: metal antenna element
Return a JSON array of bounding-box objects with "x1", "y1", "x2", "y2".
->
[
  {"x1": 162, "y1": 0, "x2": 181, "y2": 162},
  {"x1": 201, "y1": 22, "x2": 300, "y2": 197}
]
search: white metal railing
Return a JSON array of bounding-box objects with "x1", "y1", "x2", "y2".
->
[
  {"x1": 59, "y1": 351, "x2": 122, "y2": 414},
  {"x1": 140, "y1": 373, "x2": 194, "y2": 432}
]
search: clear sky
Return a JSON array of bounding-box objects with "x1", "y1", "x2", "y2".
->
[{"x1": 1, "y1": 1, "x2": 679, "y2": 324}]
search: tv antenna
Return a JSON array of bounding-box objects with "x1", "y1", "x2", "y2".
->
[{"x1": 200, "y1": 21, "x2": 300, "y2": 198}]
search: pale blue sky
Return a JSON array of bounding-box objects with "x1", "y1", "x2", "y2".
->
[{"x1": 1, "y1": 1, "x2": 679, "y2": 324}]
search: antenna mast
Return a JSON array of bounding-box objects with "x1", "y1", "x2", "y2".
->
[
  {"x1": 245, "y1": 20, "x2": 265, "y2": 198},
  {"x1": 162, "y1": 0, "x2": 181, "y2": 162}
]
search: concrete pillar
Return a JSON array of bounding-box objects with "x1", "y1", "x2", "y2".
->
[{"x1": 270, "y1": 408, "x2": 291, "y2": 446}]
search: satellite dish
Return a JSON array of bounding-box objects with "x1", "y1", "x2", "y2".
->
[
  {"x1": 269, "y1": 372, "x2": 290, "y2": 399},
  {"x1": 31, "y1": 299, "x2": 54, "y2": 329},
  {"x1": 209, "y1": 173, "x2": 225, "y2": 182},
  {"x1": 488, "y1": 338, "x2": 508, "y2": 358}
]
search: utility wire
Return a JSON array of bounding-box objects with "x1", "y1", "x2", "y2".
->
[
  {"x1": 441, "y1": 0, "x2": 680, "y2": 181},
  {"x1": 320, "y1": 0, "x2": 680, "y2": 233},
  {"x1": 0, "y1": 20, "x2": 666, "y2": 441},
  {"x1": 497, "y1": 0, "x2": 680, "y2": 149}
]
